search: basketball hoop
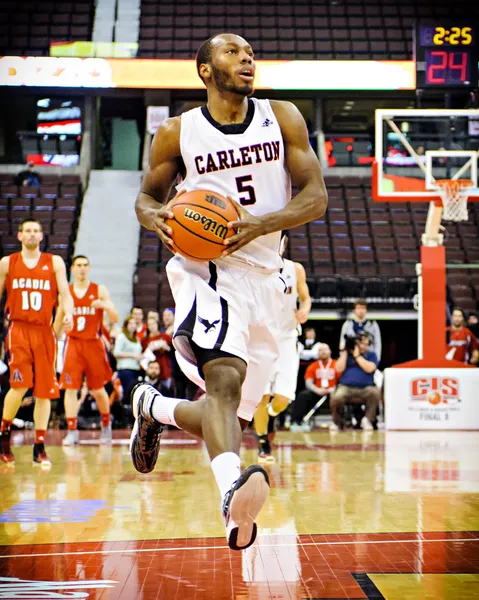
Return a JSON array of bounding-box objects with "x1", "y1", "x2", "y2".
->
[{"x1": 434, "y1": 179, "x2": 474, "y2": 222}]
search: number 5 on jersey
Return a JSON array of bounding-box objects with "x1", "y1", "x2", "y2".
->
[{"x1": 236, "y1": 175, "x2": 257, "y2": 206}]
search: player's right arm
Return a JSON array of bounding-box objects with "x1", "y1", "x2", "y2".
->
[
  {"x1": 135, "y1": 116, "x2": 182, "y2": 248},
  {"x1": 0, "y1": 257, "x2": 10, "y2": 301}
]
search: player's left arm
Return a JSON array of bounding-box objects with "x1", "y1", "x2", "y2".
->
[
  {"x1": 92, "y1": 285, "x2": 120, "y2": 324},
  {"x1": 294, "y1": 262, "x2": 312, "y2": 324},
  {"x1": 53, "y1": 255, "x2": 74, "y2": 331},
  {"x1": 224, "y1": 101, "x2": 327, "y2": 255},
  {"x1": 53, "y1": 300, "x2": 65, "y2": 338},
  {"x1": 0, "y1": 256, "x2": 10, "y2": 301}
]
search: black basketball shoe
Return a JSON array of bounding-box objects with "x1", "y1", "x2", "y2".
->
[
  {"x1": 257, "y1": 434, "x2": 275, "y2": 464},
  {"x1": 33, "y1": 442, "x2": 52, "y2": 467},
  {"x1": 222, "y1": 465, "x2": 270, "y2": 550},
  {"x1": 129, "y1": 383, "x2": 164, "y2": 474}
]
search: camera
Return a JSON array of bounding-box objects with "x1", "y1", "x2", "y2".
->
[{"x1": 344, "y1": 334, "x2": 360, "y2": 353}]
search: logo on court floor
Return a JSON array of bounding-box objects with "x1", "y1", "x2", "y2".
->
[
  {"x1": 410, "y1": 377, "x2": 460, "y2": 405},
  {"x1": 197, "y1": 316, "x2": 220, "y2": 334},
  {"x1": 0, "y1": 577, "x2": 116, "y2": 598}
]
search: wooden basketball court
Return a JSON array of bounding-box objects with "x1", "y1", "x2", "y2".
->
[{"x1": 1, "y1": 428, "x2": 479, "y2": 599}]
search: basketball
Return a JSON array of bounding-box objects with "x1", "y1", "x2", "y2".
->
[{"x1": 166, "y1": 190, "x2": 239, "y2": 261}]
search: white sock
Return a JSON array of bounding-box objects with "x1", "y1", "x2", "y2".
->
[
  {"x1": 211, "y1": 452, "x2": 241, "y2": 501},
  {"x1": 133, "y1": 384, "x2": 186, "y2": 428},
  {"x1": 268, "y1": 404, "x2": 280, "y2": 417}
]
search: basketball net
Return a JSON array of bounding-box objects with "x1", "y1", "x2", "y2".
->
[{"x1": 434, "y1": 179, "x2": 473, "y2": 222}]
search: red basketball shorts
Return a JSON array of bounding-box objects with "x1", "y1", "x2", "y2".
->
[
  {"x1": 60, "y1": 337, "x2": 113, "y2": 390},
  {"x1": 7, "y1": 321, "x2": 59, "y2": 399}
]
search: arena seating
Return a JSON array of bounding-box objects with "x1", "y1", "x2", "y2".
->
[
  {"x1": 133, "y1": 175, "x2": 479, "y2": 312},
  {"x1": 0, "y1": 1, "x2": 94, "y2": 56},
  {"x1": 1, "y1": 0, "x2": 470, "y2": 61},
  {"x1": 137, "y1": 0, "x2": 468, "y2": 60},
  {"x1": 0, "y1": 172, "x2": 83, "y2": 264}
]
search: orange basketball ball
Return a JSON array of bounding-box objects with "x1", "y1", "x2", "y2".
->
[
  {"x1": 166, "y1": 190, "x2": 239, "y2": 261},
  {"x1": 427, "y1": 391, "x2": 442, "y2": 405}
]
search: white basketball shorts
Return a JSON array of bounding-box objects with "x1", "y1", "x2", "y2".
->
[
  {"x1": 266, "y1": 335, "x2": 300, "y2": 400},
  {"x1": 166, "y1": 255, "x2": 285, "y2": 421}
]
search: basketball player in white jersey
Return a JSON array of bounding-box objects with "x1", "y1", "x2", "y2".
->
[
  {"x1": 130, "y1": 33, "x2": 327, "y2": 551},
  {"x1": 254, "y1": 237, "x2": 311, "y2": 462}
]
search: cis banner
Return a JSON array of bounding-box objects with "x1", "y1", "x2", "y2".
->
[{"x1": 384, "y1": 368, "x2": 479, "y2": 430}]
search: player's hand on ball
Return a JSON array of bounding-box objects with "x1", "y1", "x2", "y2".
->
[
  {"x1": 295, "y1": 308, "x2": 309, "y2": 324},
  {"x1": 156, "y1": 189, "x2": 187, "y2": 248},
  {"x1": 223, "y1": 201, "x2": 266, "y2": 256},
  {"x1": 63, "y1": 313, "x2": 74, "y2": 333}
]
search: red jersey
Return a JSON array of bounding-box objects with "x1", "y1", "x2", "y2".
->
[
  {"x1": 304, "y1": 359, "x2": 339, "y2": 390},
  {"x1": 68, "y1": 282, "x2": 103, "y2": 340},
  {"x1": 446, "y1": 326, "x2": 479, "y2": 364},
  {"x1": 137, "y1": 322, "x2": 147, "y2": 341},
  {"x1": 141, "y1": 333, "x2": 172, "y2": 381},
  {"x1": 5, "y1": 252, "x2": 57, "y2": 326}
]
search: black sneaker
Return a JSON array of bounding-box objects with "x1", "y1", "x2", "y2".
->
[
  {"x1": 257, "y1": 434, "x2": 275, "y2": 464},
  {"x1": 33, "y1": 442, "x2": 52, "y2": 467},
  {"x1": 222, "y1": 464, "x2": 270, "y2": 551},
  {"x1": 129, "y1": 382, "x2": 163, "y2": 474},
  {"x1": 0, "y1": 430, "x2": 15, "y2": 465}
]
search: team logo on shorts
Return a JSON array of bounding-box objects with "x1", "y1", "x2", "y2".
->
[
  {"x1": 197, "y1": 316, "x2": 220, "y2": 333},
  {"x1": 65, "y1": 373, "x2": 72, "y2": 384},
  {"x1": 12, "y1": 369, "x2": 23, "y2": 382}
]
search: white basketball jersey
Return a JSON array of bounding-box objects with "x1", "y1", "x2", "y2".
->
[
  {"x1": 177, "y1": 98, "x2": 291, "y2": 272},
  {"x1": 278, "y1": 258, "x2": 299, "y2": 337}
]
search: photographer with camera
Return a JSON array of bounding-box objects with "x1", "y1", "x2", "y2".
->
[
  {"x1": 340, "y1": 299, "x2": 381, "y2": 361},
  {"x1": 330, "y1": 333, "x2": 380, "y2": 431}
]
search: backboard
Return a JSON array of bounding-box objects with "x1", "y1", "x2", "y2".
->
[{"x1": 372, "y1": 108, "x2": 479, "y2": 203}]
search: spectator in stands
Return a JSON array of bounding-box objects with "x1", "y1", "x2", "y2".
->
[
  {"x1": 290, "y1": 344, "x2": 339, "y2": 432},
  {"x1": 467, "y1": 312, "x2": 479, "y2": 341},
  {"x1": 330, "y1": 333, "x2": 380, "y2": 431},
  {"x1": 147, "y1": 310, "x2": 160, "y2": 322},
  {"x1": 446, "y1": 308, "x2": 479, "y2": 365},
  {"x1": 162, "y1": 308, "x2": 175, "y2": 336},
  {"x1": 139, "y1": 360, "x2": 170, "y2": 396},
  {"x1": 296, "y1": 327, "x2": 321, "y2": 397},
  {"x1": 298, "y1": 328, "x2": 320, "y2": 362},
  {"x1": 15, "y1": 161, "x2": 41, "y2": 188},
  {"x1": 415, "y1": 145, "x2": 425, "y2": 156},
  {"x1": 141, "y1": 315, "x2": 173, "y2": 391},
  {"x1": 340, "y1": 299, "x2": 381, "y2": 361},
  {"x1": 131, "y1": 305, "x2": 147, "y2": 341},
  {"x1": 113, "y1": 316, "x2": 143, "y2": 401}
]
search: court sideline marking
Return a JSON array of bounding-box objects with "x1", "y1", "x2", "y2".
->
[{"x1": 1, "y1": 536, "x2": 477, "y2": 559}]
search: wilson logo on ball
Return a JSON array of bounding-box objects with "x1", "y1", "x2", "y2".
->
[
  {"x1": 184, "y1": 208, "x2": 229, "y2": 240},
  {"x1": 410, "y1": 377, "x2": 460, "y2": 405}
]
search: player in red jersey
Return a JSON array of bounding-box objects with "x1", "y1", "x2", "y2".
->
[
  {"x1": 0, "y1": 219, "x2": 73, "y2": 467},
  {"x1": 55, "y1": 255, "x2": 119, "y2": 445},
  {"x1": 446, "y1": 307, "x2": 479, "y2": 365}
]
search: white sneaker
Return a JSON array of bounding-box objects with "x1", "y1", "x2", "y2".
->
[
  {"x1": 329, "y1": 422, "x2": 339, "y2": 432},
  {"x1": 360, "y1": 417, "x2": 374, "y2": 431},
  {"x1": 62, "y1": 430, "x2": 79, "y2": 446},
  {"x1": 290, "y1": 423, "x2": 310, "y2": 432},
  {"x1": 100, "y1": 423, "x2": 112, "y2": 444}
]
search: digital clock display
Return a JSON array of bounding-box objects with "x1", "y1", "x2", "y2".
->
[{"x1": 415, "y1": 22, "x2": 478, "y2": 88}]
